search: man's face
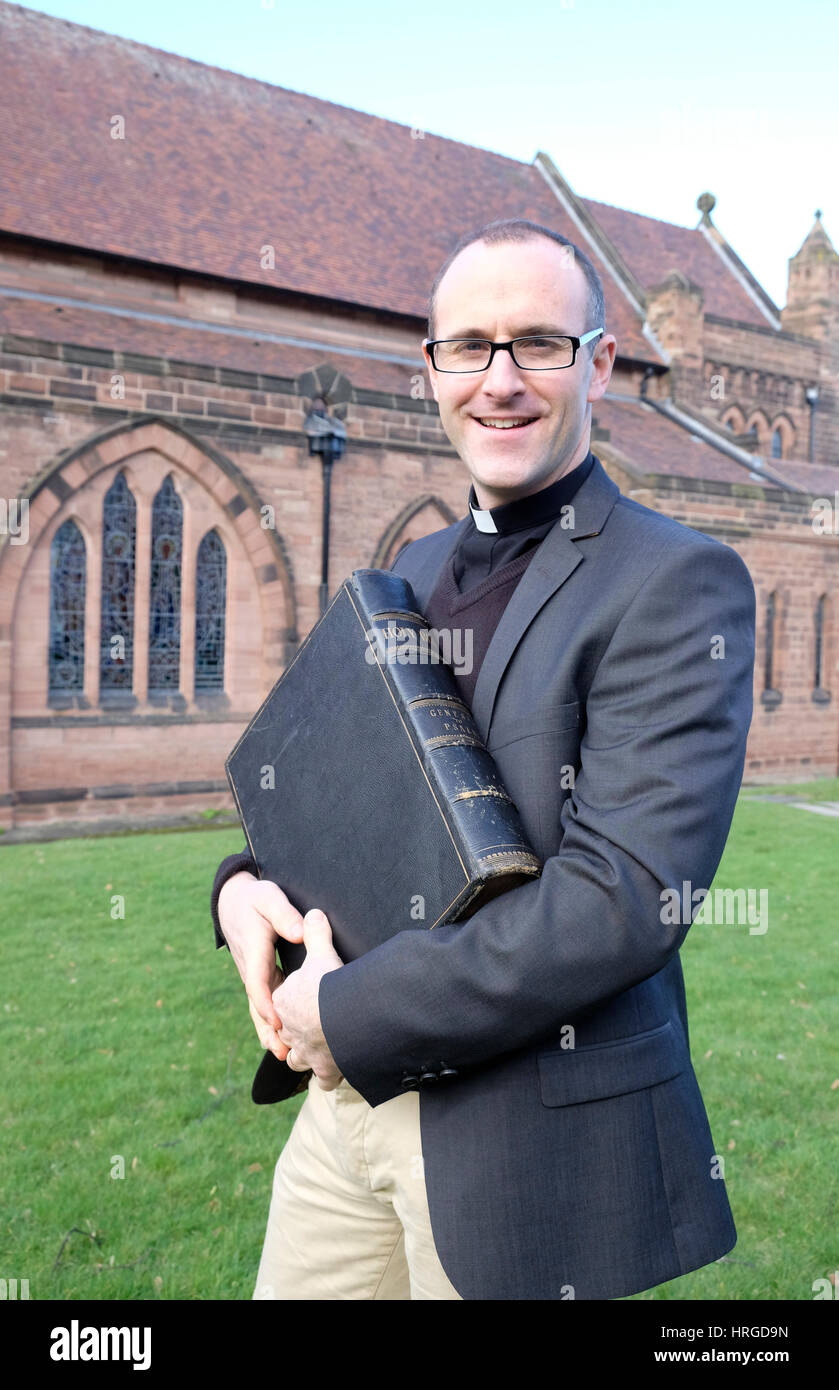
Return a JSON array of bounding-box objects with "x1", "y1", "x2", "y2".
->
[{"x1": 422, "y1": 238, "x2": 616, "y2": 507}]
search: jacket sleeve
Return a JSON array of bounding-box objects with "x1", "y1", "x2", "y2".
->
[
  {"x1": 210, "y1": 848, "x2": 258, "y2": 950},
  {"x1": 318, "y1": 537, "x2": 756, "y2": 1106}
]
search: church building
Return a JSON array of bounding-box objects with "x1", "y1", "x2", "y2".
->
[{"x1": 0, "y1": 3, "x2": 837, "y2": 830}]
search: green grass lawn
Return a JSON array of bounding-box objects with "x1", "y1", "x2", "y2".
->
[{"x1": 0, "y1": 795, "x2": 836, "y2": 1301}]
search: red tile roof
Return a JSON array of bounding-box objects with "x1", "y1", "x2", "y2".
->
[
  {"x1": 1, "y1": 2, "x2": 775, "y2": 373},
  {"x1": 0, "y1": 2, "x2": 657, "y2": 362},
  {"x1": 583, "y1": 197, "x2": 776, "y2": 328},
  {"x1": 596, "y1": 395, "x2": 782, "y2": 489}
]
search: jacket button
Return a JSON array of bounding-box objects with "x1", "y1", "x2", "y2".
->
[
  {"x1": 438, "y1": 1062, "x2": 458, "y2": 1079},
  {"x1": 400, "y1": 1072, "x2": 419, "y2": 1089},
  {"x1": 419, "y1": 1068, "x2": 439, "y2": 1083}
]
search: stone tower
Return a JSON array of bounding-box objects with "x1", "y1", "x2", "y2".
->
[{"x1": 781, "y1": 212, "x2": 839, "y2": 342}]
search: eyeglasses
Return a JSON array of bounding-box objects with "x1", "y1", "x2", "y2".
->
[{"x1": 426, "y1": 329, "x2": 604, "y2": 373}]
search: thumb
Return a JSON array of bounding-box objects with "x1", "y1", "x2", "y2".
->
[{"x1": 302, "y1": 908, "x2": 337, "y2": 957}]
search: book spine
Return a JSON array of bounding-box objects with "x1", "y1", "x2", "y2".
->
[{"x1": 350, "y1": 581, "x2": 541, "y2": 917}]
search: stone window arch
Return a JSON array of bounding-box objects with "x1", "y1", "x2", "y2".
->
[
  {"x1": 745, "y1": 411, "x2": 770, "y2": 450},
  {"x1": 372, "y1": 494, "x2": 458, "y2": 569},
  {"x1": 769, "y1": 416, "x2": 794, "y2": 461},
  {"x1": 0, "y1": 418, "x2": 298, "y2": 829}
]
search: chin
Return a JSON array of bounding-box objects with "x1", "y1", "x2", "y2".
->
[{"x1": 471, "y1": 455, "x2": 547, "y2": 492}]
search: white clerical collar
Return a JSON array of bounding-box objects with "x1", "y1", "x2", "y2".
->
[{"x1": 469, "y1": 502, "x2": 499, "y2": 533}]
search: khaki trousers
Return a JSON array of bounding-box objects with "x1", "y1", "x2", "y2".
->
[{"x1": 252, "y1": 1072, "x2": 463, "y2": 1300}]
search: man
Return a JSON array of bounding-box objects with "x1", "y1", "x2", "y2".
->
[{"x1": 211, "y1": 218, "x2": 755, "y2": 1300}]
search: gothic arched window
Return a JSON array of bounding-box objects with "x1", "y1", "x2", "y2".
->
[
  {"x1": 771, "y1": 429, "x2": 783, "y2": 459},
  {"x1": 100, "y1": 472, "x2": 136, "y2": 699},
  {"x1": 148, "y1": 475, "x2": 183, "y2": 693},
  {"x1": 48, "y1": 519, "x2": 86, "y2": 699},
  {"x1": 194, "y1": 529, "x2": 227, "y2": 693}
]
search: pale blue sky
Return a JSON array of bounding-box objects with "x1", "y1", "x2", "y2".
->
[{"x1": 12, "y1": 0, "x2": 838, "y2": 307}]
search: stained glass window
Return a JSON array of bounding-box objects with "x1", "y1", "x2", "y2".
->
[
  {"x1": 194, "y1": 529, "x2": 227, "y2": 692},
  {"x1": 148, "y1": 475, "x2": 183, "y2": 693},
  {"x1": 48, "y1": 519, "x2": 86, "y2": 696},
  {"x1": 100, "y1": 472, "x2": 136, "y2": 697}
]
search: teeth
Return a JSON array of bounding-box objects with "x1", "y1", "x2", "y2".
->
[{"x1": 478, "y1": 418, "x2": 534, "y2": 429}]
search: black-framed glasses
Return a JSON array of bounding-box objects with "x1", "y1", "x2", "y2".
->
[{"x1": 426, "y1": 329, "x2": 604, "y2": 373}]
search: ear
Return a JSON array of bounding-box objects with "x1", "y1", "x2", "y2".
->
[
  {"x1": 420, "y1": 340, "x2": 440, "y2": 404},
  {"x1": 586, "y1": 334, "x2": 617, "y2": 404}
]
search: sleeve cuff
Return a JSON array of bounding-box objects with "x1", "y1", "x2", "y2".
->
[{"x1": 210, "y1": 849, "x2": 258, "y2": 950}]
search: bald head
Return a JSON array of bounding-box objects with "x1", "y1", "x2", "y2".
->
[{"x1": 427, "y1": 219, "x2": 605, "y2": 344}]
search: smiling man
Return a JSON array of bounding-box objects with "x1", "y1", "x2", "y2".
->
[
  {"x1": 421, "y1": 227, "x2": 613, "y2": 506},
  {"x1": 211, "y1": 219, "x2": 755, "y2": 1301}
]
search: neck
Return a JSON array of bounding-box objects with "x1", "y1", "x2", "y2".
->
[{"x1": 471, "y1": 434, "x2": 591, "y2": 510}]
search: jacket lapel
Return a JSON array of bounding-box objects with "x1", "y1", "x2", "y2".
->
[{"x1": 469, "y1": 457, "x2": 621, "y2": 741}]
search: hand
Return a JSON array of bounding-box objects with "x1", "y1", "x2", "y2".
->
[
  {"x1": 273, "y1": 909, "x2": 344, "y2": 1089},
  {"x1": 217, "y1": 871, "x2": 305, "y2": 1063}
]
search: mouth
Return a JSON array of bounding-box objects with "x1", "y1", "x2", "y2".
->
[{"x1": 472, "y1": 416, "x2": 540, "y2": 435}]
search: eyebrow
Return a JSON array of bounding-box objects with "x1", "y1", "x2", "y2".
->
[{"x1": 440, "y1": 324, "x2": 572, "y2": 339}]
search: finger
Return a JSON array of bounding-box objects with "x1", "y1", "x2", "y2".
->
[
  {"x1": 254, "y1": 881, "x2": 305, "y2": 944},
  {"x1": 248, "y1": 1000, "x2": 290, "y2": 1062},
  {"x1": 249, "y1": 975, "x2": 283, "y2": 1032},
  {"x1": 302, "y1": 908, "x2": 339, "y2": 957}
]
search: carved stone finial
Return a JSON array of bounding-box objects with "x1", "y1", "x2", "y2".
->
[
  {"x1": 815, "y1": 208, "x2": 822, "y2": 221},
  {"x1": 697, "y1": 192, "x2": 716, "y2": 222}
]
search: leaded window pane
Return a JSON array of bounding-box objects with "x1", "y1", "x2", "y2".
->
[
  {"x1": 148, "y1": 475, "x2": 183, "y2": 692},
  {"x1": 195, "y1": 529, "x2": 226, "y2": 692},
  {"x1": 49, "y1": 519, "x2": 86, "y2": 693},
  {"x1": 100, "y1": 473, "x2": 136, "y2": 693}
]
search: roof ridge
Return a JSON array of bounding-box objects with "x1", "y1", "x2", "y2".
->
[{"x1": 579, "y1": 194, "x2": 701, "y2": 235}]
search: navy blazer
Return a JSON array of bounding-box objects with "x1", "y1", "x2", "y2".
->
[{"x1": 317, "y1": 455, "x2": 756, "y2": 1300}]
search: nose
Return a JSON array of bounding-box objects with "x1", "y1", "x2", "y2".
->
[{"x1": 479, "y1": 344, "x2": 527, "y2": 397}]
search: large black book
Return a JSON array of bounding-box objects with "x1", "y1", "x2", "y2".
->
[{"x1": 225, "y1": 568, "x2": 541, "y2": 1103}]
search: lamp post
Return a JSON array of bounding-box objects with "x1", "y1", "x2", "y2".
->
[
  {"x1": 303, "y1": 397, "x2": 348, "y2": 615},
  {"x1": 805, "y1": 385, "x2": 819, "y2": 464}
]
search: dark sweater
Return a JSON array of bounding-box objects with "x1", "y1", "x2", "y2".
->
[
  {"x1": 423, "y1": 548, "x2": 535, "y2": 708},
  {"x1": 211, "y1": 451, "x2": 596, "y2": 948}
]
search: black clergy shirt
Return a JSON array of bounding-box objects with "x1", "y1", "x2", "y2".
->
[{"x1": 421, "y1": 450, "x2": 595, "y2": 706}]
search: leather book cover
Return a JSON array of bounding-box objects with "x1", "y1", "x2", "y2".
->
[{"x1": 224, "y1": 568, "x2": 541, "y2": 1103}]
